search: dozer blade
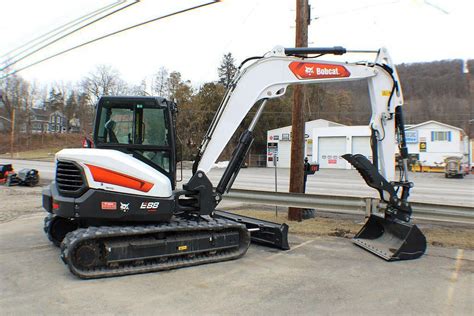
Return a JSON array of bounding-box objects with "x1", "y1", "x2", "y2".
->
[
  {"x1": 353, "y1": 214, "x2": 426, "y2": 261},
  {"x1": 214, "y1": 210, "x2": 290, "y2": 250}
]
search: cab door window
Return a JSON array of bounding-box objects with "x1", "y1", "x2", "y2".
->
[{"x1": 97, "y1": 107, "x2": 134, "y2": 144}]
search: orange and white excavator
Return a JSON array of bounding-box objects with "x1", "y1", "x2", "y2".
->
[{"x1": 43, "y1": 46, "x2": 426, "y2": 279}]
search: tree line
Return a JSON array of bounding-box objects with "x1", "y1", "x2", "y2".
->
[{"x1": 1, "y1": 54, "x2": 472, "y2": 159}]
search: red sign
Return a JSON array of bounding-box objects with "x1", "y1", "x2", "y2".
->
[
  {"x1": 101, "y1": 201, "x2": 117, "y2": 210},
  {"x1": 328, "y1": 159, "x2": 337, "y2": 164},
  {"x1": 289, "y1": 62, "x2": 350, "y2": 80},
  {"x1": 310, "y1": 164, "x2": 319, "y2": 172}
]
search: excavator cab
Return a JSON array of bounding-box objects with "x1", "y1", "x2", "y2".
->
[{"x1": 93, "y1": 96, "x2": 178, "y2": 189}]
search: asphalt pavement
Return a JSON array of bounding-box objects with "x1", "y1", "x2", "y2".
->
[{"x1": 1, "y1": 213, "x2": 472, "y2": 315}]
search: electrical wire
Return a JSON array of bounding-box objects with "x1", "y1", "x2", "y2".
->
[
  {"x1": 0, "y1": 0, "x2": 125, "y2": 62},
  {"x1": 0, "y1": 0, "x2": 139, "y2": 72},
  {"x1": 1, "y1": 0, "x2": 220, "y2": 79}
]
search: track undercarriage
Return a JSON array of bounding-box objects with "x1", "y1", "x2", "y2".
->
[{"x1": 45, "y1": 214, "x2": 250, "y2": 279}]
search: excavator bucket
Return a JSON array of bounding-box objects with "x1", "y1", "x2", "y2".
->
[
  {"x1": 342, "y1": 154, "x2": 427, "y2": 261},
  {"x1": 353, "y1": 214, "x2": 426, "y2": 261}
]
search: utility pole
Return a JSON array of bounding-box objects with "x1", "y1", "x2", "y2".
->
[{"x1": 288, "y1": 0, "x2": 310, "y2": 221}]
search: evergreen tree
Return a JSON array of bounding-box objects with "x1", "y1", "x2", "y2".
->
[
  {"x1": 65, "y1": 92, "x2": 78, "y2": 120},
  {"x1": 218, "y1": 53, "x2": 237, "y2": 89},
  {"x1": 47, "y1": 88, "x2": 65, "y2": 113}
]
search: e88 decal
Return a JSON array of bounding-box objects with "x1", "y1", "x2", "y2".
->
[{"x1": 140, "y1": 202, "x2": 160, "y2": 210}]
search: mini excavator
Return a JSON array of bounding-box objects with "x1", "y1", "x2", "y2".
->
[{"x1": 43, "y1": 46, "x2": 426, "y2": 278}]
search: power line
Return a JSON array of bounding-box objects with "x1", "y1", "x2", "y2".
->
[
  {"x1": 0, "y1": 0, "x2": 125, "y2": 61},
  {"x1": 1, "y1": 0, "x2": 220, "y2": 79},
  {"x1": 0, "y1": 0, "x2": 140, "y2": 72}
]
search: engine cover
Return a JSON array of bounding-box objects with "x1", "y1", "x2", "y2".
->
[{"x1": 56, "y1": 148, "x2": 173, "y2": 198}]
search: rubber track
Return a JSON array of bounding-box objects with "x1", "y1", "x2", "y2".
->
[{"x1": 60, "y1": 218, "x2": 250, "y2": 279}]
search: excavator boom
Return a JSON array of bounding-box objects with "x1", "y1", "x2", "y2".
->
[{"x1": 192, "y1": 46, "x2": 425, "y2": 261}]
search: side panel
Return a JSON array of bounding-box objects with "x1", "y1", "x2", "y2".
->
[
  {"x1": 46, "y1": 183, "x2": 175, "y2": 222},
  {"x1": 56, "y1": 148, "x2": 173, "y2": 198},
  {"x1": 74, "y1": 189, "x2": 175, "y2": 222}
]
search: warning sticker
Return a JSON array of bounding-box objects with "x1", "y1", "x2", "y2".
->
[{"x1": 101, "y1": 201, "x2": 117, "y2": 210}]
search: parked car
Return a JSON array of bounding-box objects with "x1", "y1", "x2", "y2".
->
[{"x1": 444, "y1": 156, "x2": 469, "y2": 178}]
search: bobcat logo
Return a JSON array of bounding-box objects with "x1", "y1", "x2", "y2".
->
[
  {"x1": 120, "y1": 202, "x2": 130, "y2": 212},
  {"x1": 304, "y1": 65, "x2": 314, "y2": 76}
]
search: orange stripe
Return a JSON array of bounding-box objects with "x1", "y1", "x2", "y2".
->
[{"x1": 85, "y1": 164, "x2": 154, "y2": 193}]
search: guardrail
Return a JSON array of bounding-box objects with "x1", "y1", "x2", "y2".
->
[{"x1": 223, "y1": 189, "x2": 474, "y2": 224}]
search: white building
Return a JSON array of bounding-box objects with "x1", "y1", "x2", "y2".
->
[
  {"x1": 404, "y1": 120, "x2": 469, "y2": 166},
  {"x1": 266, "y1": 119, "x2": 343, "y2": 167},
  {"x1": 266, "y1": 119, "x2": 469, "y2": 169}
]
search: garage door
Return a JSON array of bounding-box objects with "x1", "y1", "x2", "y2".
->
[
  {"x1": 318, "y1": 137, "x2": 346, "y2": 169},
  {"x1": 352, "y1": 136, "x2": 372, "y2": 162},
  {"x1": 277, "y1": 141, "x2": 291, "y2": 168}
]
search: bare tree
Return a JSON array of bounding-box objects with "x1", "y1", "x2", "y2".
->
[
  {"x1": 128, "y1": 79, "x2": 148, "y2": 96},
  {"x1": 152, "y1": 67, "x2": 169, "y2": 97},
  {"x1": 81, "y1": 65, "x2": 129, "y2": 104},
  {"x1": 1, "y1": 76, "x2": 30, "y2": 127}
]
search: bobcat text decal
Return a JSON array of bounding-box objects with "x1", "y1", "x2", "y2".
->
[{"x1": 289, "y1": 62, "x2": 350, "y2": 80}]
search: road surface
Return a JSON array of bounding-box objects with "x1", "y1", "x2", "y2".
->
[{"x1": 2, "y1": 158, "x2": 473, "y2": 207}]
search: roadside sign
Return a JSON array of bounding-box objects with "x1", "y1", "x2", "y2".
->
[
  {"x1": 405, "y1": 131, "x2": 418, "y2": 143},
  {"x1": 419, "y1": 142, "x2": 427, "y2": 152}
]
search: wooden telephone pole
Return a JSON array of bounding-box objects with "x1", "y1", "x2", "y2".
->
[{"x1": 288, "y1": 0, "x2": 310, "y2": 221}]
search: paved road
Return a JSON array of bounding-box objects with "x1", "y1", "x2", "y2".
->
[
  {"x1": 2, "y1": 158, "x2": 473, "y2": 207},
  {"x1": 0, "y1": 213, "x2": 472, "y2": 315}
]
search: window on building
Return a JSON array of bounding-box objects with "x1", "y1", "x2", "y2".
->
[{"x1": 431, "y1": 131, "x2": 451, "y2": 142}]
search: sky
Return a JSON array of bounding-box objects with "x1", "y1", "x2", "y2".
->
[{"x1": 1, "y1": 0, "x2": 473, "y2": 87}]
